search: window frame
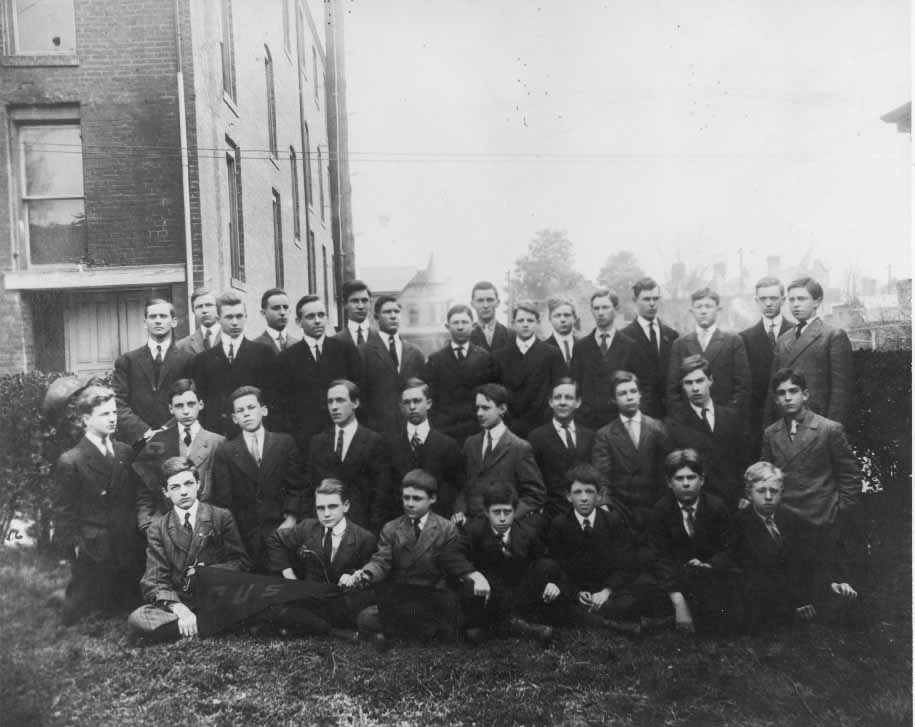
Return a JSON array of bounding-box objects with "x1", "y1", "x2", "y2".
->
[
  {"x1": 289, "y1": 147, "x2": 301, "y2": 241},
  {"x1": 226, "y1": 140, "x2": 245, "y2": 284},
  {"x1": 264, "y1": 45, "x2": 277, "y2": 158},
  {"x1": 220, "y1": 0, "x2": 237, "y2": 103},
  {"x1": 6, "y1": 0, "x2": 78, "y2": 58},
  {"x1": 317, "y1": 145, "x2": 325, "y2": 223},
  {"x1": 272, "y1": 188, "x2": 284, "y2": 287}
]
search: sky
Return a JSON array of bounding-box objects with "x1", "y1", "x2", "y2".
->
[{"x1": 342, "y1": 1, "x2": 911, "y2": 297}]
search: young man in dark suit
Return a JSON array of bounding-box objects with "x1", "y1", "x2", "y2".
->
[
  {"x1": 210, "y1": 386, "x2": 306, "y2": 570},
  {"x1": 360, "y1": 295, "x2": 425, "y2": 438},
  {"x1": 55, "y1": 386, "x2": 144, "y2": 624},
  {"x1": 543, "y1": 296, "x2": 579, "y2": 369},
  {"x1": 255, "y1": 288, "x2": 300, "y2": 353},
  {"x1": 469, "y1": 280, "x2": 511, "y2": 353},
  {"x1": 740, "y1": 277, "x2": 793, "y2": 458},
  {"x1": 276, "y1": 295, "x2": 362, "y2": 450},
  {"x1": 305, "y1": 380, "x2": 392, "y2": 532},
  {"x1": 455, "y1": 384, "x2": 546, "y2": 527},
  {"x1": 176, "y1": 288, "x2": 221, "y2": 355},
  {"x1": 191, "y1": 291, "x2": 277, "y2": 437},
  {"x1": 665, "y1": 356, "x2": 747, "y2": 508},
  {"x1": 621, "y1": 277, "x2": 680, "y2": 418},
  {"x1": 113, "y1": 298, "x2": 194, "y2": 445},
  {"x1": 388, "y1": 378, "x2": 464, "y2": 518},
  {"x1": 570, "y1": 289, "x2": 652, "y2": 430},
  {"x1": 494, "y1": 300, "x2": 566, "y2": 438},
  {"x1": 527, "y1": 378, "x2": 596, "y2": 520},
  {"x1": 665, "y1": 287, "x2": 751, "y2": 416},
  {"x1": 422, "y1": 304, "x2": 498, "y2": 445},
  {"x1": 334, "y1": 279, "x2": 378, "y2": 349}
]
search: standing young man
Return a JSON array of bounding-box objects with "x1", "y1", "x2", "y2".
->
[
  {"x1": 543, "y1": 296, "x2": 579, "y2": 369},
  {"x1": 469, "y1": 281, "x2": 511, "y2": 353},
  {"x1": 335, "y1": 280, "x2": 378, "y2": 349},
  {"x1": 177, "y1": 288, "x2": 221, "y2": 355},
  {"x1": 255, "y1": 288, "x2": 301, "y2": 353}
]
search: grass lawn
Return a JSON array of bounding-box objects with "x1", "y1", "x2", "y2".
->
[{"x1": 2, "y1": 491, "x2": 911, "y2": 727}]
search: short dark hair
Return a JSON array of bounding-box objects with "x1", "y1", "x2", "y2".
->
[
  {"x1": 295, "y1": 294, "x2": 322, "y2": 318},
  {"x1": 770, "y1": 367, "x2": 807, "y2": 393},
  {"x1": 610, "y1": 370, "x2": 640, "y2": 396},
  {"x1": 229, "y1": 385, "x2": 264, "y2": 407},
  {"x1": 512, "y1": 300, "x2": 540, "y2": 321},
  {"x1": 446, "y1": 303, "x2": 474, "y2": 322},
  {"x1": 402, "y1": 468, "x2": 438, "y2": 496},
  {"x1": 754, "y1": 276, "x2": 784, "y2": 295},
  {"x1": 590, "y1": 288, "x2": 619, "y2": 308},
  {"x1": 679, "y1": 354, "x2": 712, "y2": 382},
  {"x1": 475, "y1": 383, "x2": 510, "y2": 408},
  {"x1": 471, "y1": 281, "x2": 499, "y2": 299},
  {"x1": 161, "y1": 457, "x2": 198, "y2": 483},
  {"x1": 551, "y1": 376, "x2": 581, "y2": 397},
  {"x1": 341, "y1": 280, "x2": 371, "y2": 301},
  {"x1": 664, "y1": 449, "x2": 704, "y2": 479},
  {"x1": 168, "y1": 378, "x2": 199, "y2": 403},
  {"x1": 373, "y1": 295, "x2": 400, "y2": 315},
  {"x1": 632, "y1": 277, "x2": 660, "y2": 298},
  {"x1": 144, "y1": 298, "x2": 175, "y2": 317},
  {"x1": 563, "y1": 463, "x2": 602, "y2": 491},
  {"x1": 260, "y1": 287, "x2": 288, "y2": 310},
  {"x1": 787, "y1": 277, "x2": 824, "y2": 301},
  {"x1": 690, "y1": 287, "x2": 720, "y2": 305},
  {"x1": 190, "y1": 287, "x2": 214, "y2": 305},
  {"x1": 483, "y1": 482, "x2": 519, "y2": 509},
  {"x1": 402, "y1": 377, "x2": 430, "y2": 398},
  {"x1": 216, "y1": 291, "x2": 244, "y2": 313},
  {"x1": 315, "y1": 478, "x2": 348, "y2": 501},
  {"x1": 76, "y1": 385, "x2": 115, "y2": 416},
  {"x1": 328, "y1": 378, "x2": 360, "y2": 403}
]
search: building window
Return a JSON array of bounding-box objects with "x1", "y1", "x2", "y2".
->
[
  {"x1": 408, "y1": 306, "x2": 419, "y2": 326},
  {"x1": 264, "y1": 46, "x2": 277, "y2": 157},
  {"x1": 220, "y1": 0, "x2": 236, "y2": 101},
  {"x1": 272, "y1": 189, "x2": 284, "y2": 287},
  {"x1": 296, "y1": 6, "x2": 306, "y2": 78},
  {"x1": 15, "y1": 121, "x2": 86, "y2": 265},
  {"x1": 303, "y1": 124, "x2": 313, "y2": 207},
  {"x1": 322, "y1": 244, "x2": 330, "y2": 312},
  {"x1": 281, "y1": 0, "x2": 291, "y2": 55},
  {"x1": 226, "y1": 142, "x2": 244, "y2": 281},
  {"x1": 307, "y1": 231, "x2": 317, "y2": 292},
  {"x1": 317, "y1": 145, "x2": 325, "y2": 222},
  {"x1": 289, "y1": 148, "x2": 301, "y2": 240},
  {"x1": 312, "y1": 46, "x2": 319, "y2": 107},
  {"x1": 9, "y1": 0, "x2": 76, "y2": 54}
]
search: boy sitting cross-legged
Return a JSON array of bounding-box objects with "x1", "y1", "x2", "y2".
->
[{"x1": 127, "y1": 457, "x2": 251, "y2": 642}]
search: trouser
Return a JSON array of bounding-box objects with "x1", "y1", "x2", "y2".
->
[
  {"x1": 678, "y1": 567, "x2": 743, "y2": 635},
  {"x1": 541, "y1": 570, "x2": 667, "y2": 627},
  {"x1": 62, "y1": 557, "x2": 141, "y2": 625},
  {"x1": 461, "y1": 559, "x2": 557, "y2": 631},
  {"x1": 263, "y1": 590, "x2": 377, "y2": 634},
  {"x1": 367, "y1": 582, "x2": 463, "y2": 642}
]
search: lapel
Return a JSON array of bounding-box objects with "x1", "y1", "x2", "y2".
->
[
  {"x1": 703, "y1": 329, "x2": 725, "y2": 364},
  {"x1": 785, "y1": 318, "x2": 824, "y2": 365},
  {"x1": 78, "y1": 437, "x2": 120, "y2": 493},
  {"x1": 135, "y1": 346, "x2": 159, "y2": 390},
  {"x1": 343, "y1": 426, "x2": 368, "y2": 464},
  {"x1": 769, "y1": 411, "x2": 817, "y2": 464},
  {"x1": 229, "y1": 436, "x2": 260, "y2": 481},
  {"x1": 681, "y1": 332, "x2": 702, "y2": 358},
  {"x1": 367, "y1": 335, "x2": 398, "y2": 375},
  {"x1": 609, "y1": 419, "x2": 641, "y2": 467},
  {"x1": 480, "y1": 429, "x2": 512, "y2": 473},
  {"x1": 332, "y1": 523, "x2": 357, "y2": 568},
  {"x1": 410, "y1": 514, "x2": 438, "y2": 561},
  {"x1": 162, "y1": 342, "x2": 184, "y2": 377},
  {"x1": 258, "y1": 430, "x2": 282, "y2": 480},
  {"x1": 165, "y1": 508, "x2": 194, "y2": 564},
  {"x1": 187, "y1": 430, "x2": 216, "y2": 466}
]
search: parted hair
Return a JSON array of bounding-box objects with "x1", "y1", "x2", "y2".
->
[
  {"x1": 563, "y1": 463, "x2": 602, "y2": 490},
  {"x1": 744, "y1": 461, "x2": 784, "y2": 489},
  {"x1": 401, "y1": 468, "x2": 438, "y2": 496},
  {"x1": 483, "y1": 482, "x2": 519, "y2": 509},
  {"x1": 161, "y1": 456, "x2": 198, "y2": 483},
  {"x1": 76, "y1": 385, "x2": 115, "y2": 416},
  {"x1": 664, "y1": 449, "x2": 704, "y2": 479}
]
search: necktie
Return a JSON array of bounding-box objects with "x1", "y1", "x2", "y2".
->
[
  {"x1": 335, "y1": 429, "x2": 344, "y2": 460},
  {"x1": 582, "y1": 518, "x2": 592, "y2": 536},
  {"x1": 683, "y1": 506, "x2": 695, "y2": 537},
  {"x1": 410, "y1": 431, "x2": 423, "y2": 451},
  {"x1": 278, "y1": 332, "x2": 286, "y2": 350},
  {"x1": 562, "y1": 339, "x2": 571, "y2": 363},
  {"x1": 561, "y1": 423, "x2": 574, "y2": 450},
  {"x1": 795, "y1": 321, "x2": 806, "y2": 340},
  {"x1": 203, "y1": 328, "x2": 212, "y2": 349},
  {"x1": 313, "y1": 343, "x2": 321, "y2": 362},
  {"x1": 499, "y1": 532, "x2": 511, "y2": 558},
  {"x1": 412, "y1": 518, "x2": 421, "y2": 542},
  {"x1": 764, "y1": 516, "x2": 782, "y2": 544},
  {"x1": 227, "y1": 342, "x2": 235, "y2": 364},
  {"x1": 768, "y1": 322, "x2": 777, "y2": 348},
  {"x1": 484, "y1": 325, "x2": 493, "y2": 347},
  {"x1": 153, "y1": 345, "x2": 163, "y2": 386},
  {"x1": 101, "y1": 436, "x2": 114, "y2": 460},
  {"x1": 649, "y1": 323, "x2": 659, "y2": 357},
  {"x1": 183, "y1": 426, "x2": 193, "y2": 447},
  {"x1": 323, "y1": 527, "x2": 333, "y2": 563},
  {"x1": 788, "y1": 419, "x2": 798, "y2": 441},
  {"x1": 626, "y1": 418, "x2": 639, "y2": 446},
  {"x1": 483, "y1": 431, "x2": 493, "y2": 462},
  {"x1": 248, "y1": 434, "x2": 261, "y2": 465},
  {"x1": 389, "y1": 335, "x2": 399, "y2": 369},
  {"x1": 699, "y1": 331, "x2": 709, "y2": 351},
  {"x1": 701, "y1": 407, "x2": 712, "y2": 433},
  {"x1": 599, "y1": 333, "x2": 609, "y2": 355},
  {"x1": 184, "y1": 511, "x2": 193, "y2": 532},
  {"x1": 455, "y1": 346, "x2": 465, "y2": 362},
  {"x1": 356, "y1": 327, "x2": 365, "y2": 346}
]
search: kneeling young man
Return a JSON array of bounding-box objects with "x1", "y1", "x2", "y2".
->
[{"x1": 127, "y1": 457, "x2": 251, "y2": 641}]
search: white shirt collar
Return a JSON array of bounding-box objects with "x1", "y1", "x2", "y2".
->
[
  {"x1": 84, "y1": 430, "x2": 112, "y2": 455},
  {"x1": 492, "y1": 526, "x2": 511, "y2": 543},
  {"x1": 620, "y1": 410, "x2": 642, "y2": 425},
  {"x1": 244, "y1": 425, "x2": 265, "y2": 442},
  {"x1": 797, "y1": 314, "x2": 819, "y2": 328},
  {"x1": 594, "y1": 328, "x2": 615, "y2": 345},
  {"x1": 679, "y1": 498, "x2": 698, "y2": 513},
  {"x1": 574, "y1": 510, "x2": 595, "y2": 528},
  {"x1": 695, "y1": 324, "x2": 717, "y2": 339},
  {"x1": 554, "y1": 331, "x2": 575, "y2": 343},
  {"x1": 637, "y1": 315, "x2": 659, "y2": 333},
  {"x1": 763, "y1": 314, "x2": 784, "y2": 331},
  {"x1": 552, "y1": 417, "x2": 576, "y2": 434},
  {"x1": 516, "y1": 336, "x2": 536, "y2": 354},
  {"x1": 337, "y1": 418, "x2": 358, "y2": 437},
  {"x1": 222, "y1": 333, "x2": 244, "y2": 356},
  {"x1": 175, "y1": 499, "x2": 200, "y2": 529},
  {"x1": 266, "y1": 326, "x2": 289, "y2": 342},
  {"x1": 147, "y1": 337, "x2": 172, "y2": 357},
  {"x1": 452, "y1": 340, "x2": 467, "y2": 352},
  {"x1": 347, "y1": 320, "x2": 368, "y2": 337},
  {"x1": 412, "y1": 512, "x2": 430, "y2": 529},
  {"x1": 326, "y1": 518, "x2": 347, "y2": 536},
  {"x1": 407, "y1": 420, "x2": 431, "y2": 441},
  {"x1": 304, "y1": 333, "x2": 326, "y2": 349},
  {"x1": 485, "y1": 421, "x2": 507, "y2": 445},
  {"x1": 179, "y1": 421, "x2": 202, "y2": 440}
]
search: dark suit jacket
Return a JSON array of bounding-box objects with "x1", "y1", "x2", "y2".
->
[
  {"x1": 621, "y1": 319, "x2": 680, "y2": 417},
  {"x1": 462, "y1": 517, "x2": 547, "y2": 587},
  {"x1": 360, "y1": 334, "x2": 425, "y2": 438},
  {"x1": 740, "y1": 318, "x2": 794, "y2": 454},
  {"x1": 470, "y1": 321, "x2": 511, "y2": 353},
  {"x1": 334, "y1": 325, "x2": 380, "y2": 350},
  {"x1": 592, "y1": 415, "x2": 672, "y2": 510},
  {"x1": 569, "y1": 330, "x2": 653, "y2": 430},
  {"x1": 648, "y1": 491, "x2": 730, "y2": 593},
  {"x1": 133, "y1": 425, "x2": 225, "y2": 531},
  {"x1": 460, "y1": 428, "x2": 546, "y2": 519},
  {"x1": 388, "y1": 427, "x2": 464, "y2": 518},
  {"x1": 665, "y1": 403, "x2": 747, "y2": 506},
  {"x1": 210, "y1": 430, "x2": 306, "y2": 562},
  {"x1": 766, "y1": 318, "x2": 854, "y2": 427},
  {"x1": 527, "y1": 421, "x2": 595, "y2": 520},
  {"x1": 494, "y1": 339, "x2": 566, "y2": 438},
  {"x1": 265, "y1": 518, "x2": 377, "y2": 583},
  {"x1": 112, "y1": 342, "x2": 194, "y2": 443},
  {"x1": 666, "y1": 329, "x2": 751, "y2": 415},
  {"x1": 543, "y1": 333, "x2": 577, "y2": 370},
  {"x1": 275, "y1": 337, "x2": 363, "y2": 450},
  {"x1": 546, "y1": 508, "x2": 639, "y2": 595},
  {"x1": 140, "y1": 502, "x2": 250, "y2": 605},
  {"x1": 761, "y1": 410, "x2": 860, "y2": 527},
  {"x1": 253, "y1": 328, "x2": 301, "y2": 354},
  {"x1": 176, "y1": 326, "x2": 221, "y2": 356},
  {"x1": 191, "y1": 338, "x2": 277, "y2": 437},
  {"x1": 363, "y1": 512, "x2": 475, "y2": 586},
  {"x1": 306, "y1": 425, "x2": 392, "y2": 531},
  {"x1": 55, "y1": 437, "x2": 143, "y2": 568},
  {"x1": 422, "y1": 342, "x2": 498, "y2": 444}
]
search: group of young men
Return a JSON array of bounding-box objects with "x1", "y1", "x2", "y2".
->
[{"x1": 54, "y1": 275, "x2": 862, "y2": 647}]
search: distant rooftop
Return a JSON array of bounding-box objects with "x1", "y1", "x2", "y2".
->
[
  {"x1": 881, "y1": 102, "x2": 911, "y2": 133},
  {"x1": 358, "y1": 265, "x2": 420, "y2": 294}
]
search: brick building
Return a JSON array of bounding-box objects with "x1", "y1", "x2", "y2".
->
[{"x1": 0, "y1": 0, "x2": 352, "y2": 375}]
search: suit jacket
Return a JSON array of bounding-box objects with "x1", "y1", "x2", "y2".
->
[
  {"x1": 460, "y1": 428, "x2": 546, "y2": 519},
  {"x1": 546, "y1": 508, "x2": 639, "y2": 595},
  {"x1": 388, "y1": 427, "x2": 464, "y2": 518},
  {"x1": 760, "y1": 410, "x2": 861, "y2": 527},
  {"x1": 569, "y1": 330, "x2": 653, "y2": 430},
  {"x1": 254, "y1": 327, "x2": 301, "y2": 354},
  {"x1": 422, "y1": 342, "x2": 498, "y2": 444},
  {"x1": 360, "y1": 334, "x2": 426, "y2": 438},
  {"x1": 494, "y1": 339, "x2": 566, "y2": 438},
  {"x1": 470, "y1": 321, "x2": 511, "y2": 353},
  {"x1": 592, "y1": 415, "x2": 672, "y2": 510},
  {"x1": 363, "y1": 512, "x2": 475, "y2": 586},
  {"x1": 265, "y1": 517, "x2": 377, "y2": 583},
  {"x1": 527, "y1": 421, "x2": 595, "y2": 520},
  {"x1": 306, "y1": 425, "x2": 392, "y2": 531},
  {"x1": 112, "y1": 342, "x2": 194, "y2": 443},
  {"x1": 133, "y1": 425, "x2": 225, "y2": 531},
  {"x1": 740, "y1": 318, "x2": 794, "y2": 455},
  {"x1": 665, "y1": 403, "x2": 747, "y2": 506},
  {"x1": 334, "y1": 324, "x2": 381, "y2": 350},
  {"x1": 191, "y1": 338, "x2": 277, "y2": 437},
  {"x1": 140, "y1": 502, "x2": 250, "y2": 605},
  {"x1": 55, "y1": 437, "x2": 143, "y2": 568},
  {"x1": 275, "y1": 337, "x2": 363, "y2": 449},
  {"x1": 210, "y1": 430, "x2": 306, "y2": 561},
  {"x1": 666, "y1": 329, "x2": 751, "y2": 415},
  {"x1": 176, "y1": 326, "x2": 221, "y2": 356},
  {"x1": 648, "y1": 491, "x2": 730, "y2": 592},
  {"x1": 462, "y1": 517, "x2": 547, "y2": 587},
  {"x1": 621, "y1": 319, "x2": 680, "y2": 417},
  {"x1": 543, "y1": 333, "x2": 577, "y2": 370},
  {"x1": 766, "y1": 318, "x2": 854, "y2": 427}
]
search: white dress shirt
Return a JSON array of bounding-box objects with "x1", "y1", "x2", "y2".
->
[
  {"x1": 385, "y1": 332, "x2": 403, "y2": 370},
  {"x1": 335, "y1": 419, "x2": 359, "y2": 461},
  {"x1": 553, "y1": 333, "x2": 575, "y2": 362},
  {"x1": 222, "y1": 333, "x2": 245, "y2": 360},
  {"x1": 178, "y1": 421, "x2": 202, "y2": 457},
  {"x1": 175, "y1": 500, "x2": 200, "y2": 530},
  {"x1": 763, "y1": 315, "x2": 784, "y2": 336},
  {"x1": 482, "y1": 422, "x2": 507, "y2": 458},
  {"x1": 552, "y1": 417, "x2": 576, "y2": 446},
  {"x1": 85, "y1": 430, "x2": 114, "y2": 457},
  {"x1": 574, "y1": 510, "x2": 596, "y2": 530},
  {"x1": 637, "y1": 316, "x2": 661, "y2": 352},
  {"x1": 679, "y1": 499, "x2": 698, "y2": 536},
  {"x1": 620, "y1": 410, "x2": 643, "y2": 445},
  {"x1": 407, "y1": 420, "x2": 431, "y2": 444},
  {"x1": 324, "y1": 518, "x2": 348, "y2": 561},
  {"x1": 594, "y1": 328, "x2": 615, "y2": 348},
  {"x1": 244, "y1": 426, "x2": 266, "y2": 462},
  {"x1": 516, "y1": 336, "x2": 536, "y2": 355},
  {"x1": 304, "y1": 334, "x2": 326, "y2": 360},
  {"x1": 695, "y1": 325, "x2": 717, "y2": 351},
  {"x1": 347, "y1": 320, "x2": 369, "y2": 342},
  {"x1": 147, "y1": 337, "x2": 172, "y2": 359},
  {"x1": 412, "y1": 512, "x2": 430, "y2": 532},
  {"x1": 690, "y1": 401, "x2": 715, "y2": 431}
]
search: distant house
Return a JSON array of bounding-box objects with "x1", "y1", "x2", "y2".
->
[
  {"x1": 359, "y1": 265, "x2": 420, "y2": 300},
  {"x1": 397, "y1": 256, "x2": 454, "y2": 356}
]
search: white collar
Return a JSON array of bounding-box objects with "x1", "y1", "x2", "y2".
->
[
  {"x1": 244, "y1": 425, "x2": 265, "y2": 441},
  {"x1": 552, "y1": 417, "x2": 576, "y2": 433},
  {"x1": 594, "y1": 328, "x2": 615, "y2": 345},
  {"x1": 796, "y1": 315, "x2": 819, "y2": 328},
  {"x1": 763, "y1": 314, "x2": 784, "y2": 330},
  {"x1": 516, "y1": 336, "x2": 536, "y2": 354},
  {"x1": 267, "y1": 326, "x2": 288, "y2": 341},
  {"x1": 407, "y1": 420, "x2": 431, "y2": 440},
  {"x1": 574, "y1": 510, "x2": 595, "y2": 528},
  {"x1": 304, "y1": 333, "x2": 326, "y2": 348},
  {"x1": 325, "y1": 518, "x2": 347, "y2": 536},
  {"x1": 411, "y1": 512, "x2": 430, "y2": 529},
  {"x1": 485, "y1": 422, "x2": 507, "y2": 444},
  {"x1": 347, "y1": 320, "x2": 368, "y2": 336},
  {"x1": 690, "y1": 400, "x2": 713, "y2": 417},
  {"x1": 179, "y1": 421, "x2": 202, "y2": 438},
  {"x1": 336, "y1": 419, "x2": 359, "y2": 437},
  {"x1": 222, "y1": 333, "x2": 245, "y2": 353},
  {"x1": 383, "y1": 331, "x2": 401, "y2": 343},
  {"x1": 492, "y1": 526, "x2": 511, "y2": 543},
  {"x1": 147, "y1": 337, "x2": 172, "y2": 357},
  {"x1": 452, "y1": 341, "x2": 468, "y2": 351},
  {"x1": 174, "y1": 500, "x2": 200, "y2": 527},
  {"x1": 637, "y1": 315, "x2": 658, "y2": 330},
  {"x1": 695, "y1": 325, "x2": 717, "y2": 338},
  {"x1": 679, "y1": 498, "x2": 699, "y2": 513},
  {"x1": 553, "y1": 331, "x2": 575, "y2": 343},
  {"x1": 620, "y1": 410, "x2": 642, "y2": 425},
  {"x1": 84, "y1": 430, "x2": 111, "y2": 455}
]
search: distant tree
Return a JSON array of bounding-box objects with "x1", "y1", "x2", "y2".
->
[
  {"x1": 509, "y1": 229, "x2": 587, "y2": 305},
  {"x1": 596, "y1": 251, "x2": 646, "y2": 318}
]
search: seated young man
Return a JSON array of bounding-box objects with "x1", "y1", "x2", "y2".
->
[
  {"x1": 719, "y1": 461, "x2": 859, "y2": 632},
  {"x1": 648, "y1": 449, "x2": 734, "y2": 634},
  {"x1": 461, "y1": 483, "x2": 556, "y2": 644},
  {"x1": 344, "y1": 469, "x2": 490, "y2": 648},
  {"x1": 264, "y1": 478, "x2": 377, "y2": 637},
  {"x1": 543, "y1": 464, "x2": 665, "y2": 632},
  {"x1": 127, "y1": 457, "x2": 251, "y2": 642}
]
